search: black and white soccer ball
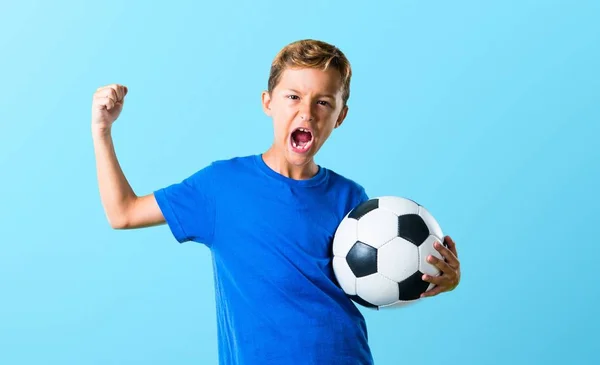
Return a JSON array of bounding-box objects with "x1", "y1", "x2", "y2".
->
[{"x1": 332, "y1": 196, "x2": 446, "y2": 309}]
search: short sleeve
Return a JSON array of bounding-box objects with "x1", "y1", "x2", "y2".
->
[
  {"x1": 153, "y1": 165, "x2": 216, "y2": 246},
  {"x1": 340, "y1": 182, "x2": 370, "y2": 218},
  {"x1": 357, "y1": 186, "x2": 369, "y2": 204}
]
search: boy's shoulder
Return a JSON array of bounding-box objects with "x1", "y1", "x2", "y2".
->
[
  {"x1": 175, "y1": 155, "x2": 255, "y2": 189},
  {"x1": 323, "y1": 165, "x2": 364, "y2": 188},
  {"x1": 192, "y1": 154, "x2": 257, "y2": 176},
  {"x1": 209, "y1": 154, "x2": 257, "y2": 168}
]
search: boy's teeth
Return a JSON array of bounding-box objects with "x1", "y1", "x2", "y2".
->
[{"x1": 292, "y1": 141, "x2": 310, "y2": 149}]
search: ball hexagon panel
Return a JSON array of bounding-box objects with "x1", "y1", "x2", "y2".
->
[
  {"x1": 377, "y1": 196, "x2": 419, "y2": 216},
  {"x1": 356, "y1": 273, "x2": 399, "y2": 307},
  {"x1": 332, "y1": 217, "x2": 358, "y2": 257},
  {"x1": 378, "y1": 237, "x2": 419, "y2": 282},
  {"x1": 346, "y1": 241, "x2": 378, "y2": 278},
  {"x1": 332, "y1": 256, "x2": 357, "y2": 295},
  {"x1": 356, "y1": 208, "x2": 398, "y2": 249}
]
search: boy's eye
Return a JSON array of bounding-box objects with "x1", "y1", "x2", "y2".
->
[{"x1": 287, "y1": 95, "x2": 299, "y2": 100}]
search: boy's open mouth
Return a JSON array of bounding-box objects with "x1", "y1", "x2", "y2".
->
[{"x1": 290, "y1": 127, "x2": 314, "y2": 153}]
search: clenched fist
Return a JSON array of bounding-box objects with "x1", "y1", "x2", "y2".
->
[{"x1": 92, "y1": 84, "x2": 128, "y2": 134}]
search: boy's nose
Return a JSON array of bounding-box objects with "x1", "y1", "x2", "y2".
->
[{"x1": 299, "y1": 103, "x2": 315, "y2": 122}]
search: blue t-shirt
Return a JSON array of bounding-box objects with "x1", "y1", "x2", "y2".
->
[{"x1": 154, "y1": 154, "x2": 373, "y2": 365}]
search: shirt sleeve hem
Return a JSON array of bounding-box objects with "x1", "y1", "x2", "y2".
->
[{"x1": 154, "y1": 189, "x2": 188, "y2": 243}]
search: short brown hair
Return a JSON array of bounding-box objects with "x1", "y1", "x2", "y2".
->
[{"x1": 267, "y1": 39, "x2": 352, "y2": 106}]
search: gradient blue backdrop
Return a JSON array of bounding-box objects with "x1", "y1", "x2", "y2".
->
[{"x1": 1, "y1": 1, "x2": 598, "y2": 364}]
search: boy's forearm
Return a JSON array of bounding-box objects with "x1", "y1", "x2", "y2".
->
[{"x1": 92, "y1": 129, "x2": 136, "y2": 228}]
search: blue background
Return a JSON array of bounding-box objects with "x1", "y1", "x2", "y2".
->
[{"x1": 1, "y1": 1, "x2": 598, "y2": 364}]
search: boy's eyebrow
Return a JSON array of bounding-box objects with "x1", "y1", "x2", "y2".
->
[{"x1": 286, "y1": 89, "x2": 335, "y2": 99}]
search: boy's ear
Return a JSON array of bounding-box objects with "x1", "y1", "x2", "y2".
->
[
  {"x1": 261, "y1": 91, "x2": 273, "y2": 116},
  {"x1": 334, "y1": 105, "x2": 349, "y2": 129}
]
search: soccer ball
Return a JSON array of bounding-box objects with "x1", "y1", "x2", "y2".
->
[{"x1": 332, "y1": 196, "x2": 446, "y2": 309}]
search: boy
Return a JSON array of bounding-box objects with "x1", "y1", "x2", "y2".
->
[{"x1": 91, "y1": 39, "x2": 461, "y2": 364}]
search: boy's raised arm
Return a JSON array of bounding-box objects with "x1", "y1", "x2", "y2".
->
[{"x1": 91, "y1": 84, "x2": 165, "y2": 229}]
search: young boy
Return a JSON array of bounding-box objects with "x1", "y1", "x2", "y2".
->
[{"x1": 91, "y1": 39, "x2": 461, "y2": 364}]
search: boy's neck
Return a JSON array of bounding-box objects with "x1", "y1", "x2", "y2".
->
[{"x1": 262, "y1": 146, "x2": 319, "y2": 180}]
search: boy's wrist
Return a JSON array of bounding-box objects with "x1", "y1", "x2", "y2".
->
[{"x1": 91, "y1": 126, "x2": 112, "y2": 140}]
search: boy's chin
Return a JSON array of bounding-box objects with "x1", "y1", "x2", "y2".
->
[{"x1": 285, "y1": 144, "x2": 315, "y2": 165}]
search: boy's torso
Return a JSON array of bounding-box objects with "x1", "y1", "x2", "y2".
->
[{"x1": 207, "y1": 155, "x2": 373, "y2": 365}]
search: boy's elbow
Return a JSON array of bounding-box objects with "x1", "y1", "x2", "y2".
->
[
  {"x1": 107, "y1": 214, "x2": 128, "y2": 229},
  {"x1": 103, "y1": 196, "x2": 163, "y2": 230}
]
